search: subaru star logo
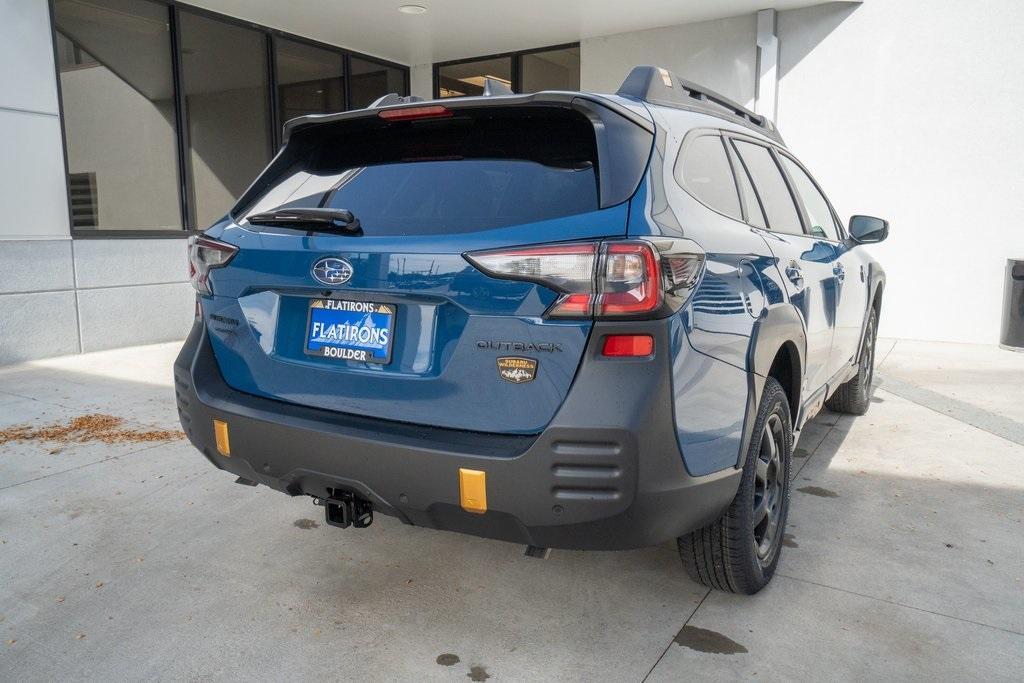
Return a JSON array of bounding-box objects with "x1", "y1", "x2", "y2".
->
[{"x1": 311, "y1": 257, "x2": 354, "y2": 286}]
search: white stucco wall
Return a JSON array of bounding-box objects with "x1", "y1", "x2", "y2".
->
[
  {"x1": 776, "y1": 1, "x2": 1024, "y2": 344},
  {"x1": 0, "y1": 0, "x2": 69, "y2": 240},
  {"x1": 581, "y1": 14, "x2": 758, "y2": 107}
]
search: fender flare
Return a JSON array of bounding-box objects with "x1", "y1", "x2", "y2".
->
[{"x1": 736, "y1": 303, "x2": 808, "y2": 468}]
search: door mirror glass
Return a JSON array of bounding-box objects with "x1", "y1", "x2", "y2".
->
[{"x1": 849, "y1": 215, "x2": 889, "y2": 244}]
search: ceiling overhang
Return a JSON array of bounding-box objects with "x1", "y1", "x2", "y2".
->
[{"x1": 185, "y1": 1, "x2": 854, "y2": 65}]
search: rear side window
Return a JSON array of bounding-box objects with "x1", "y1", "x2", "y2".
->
[
  {"x1": 779, "y1": 156, "x2": 840, "y2": 240},
  {"x1": 731, "y1": 140, "x2": 804, "y2": 236},
  {"x1": 676, "y1": 134, "x2": 741, "y2": 220}
]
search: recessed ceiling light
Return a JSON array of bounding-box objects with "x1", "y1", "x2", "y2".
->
[{"x1": 398, "y1": 4, "x2": 428, "y2": 14}]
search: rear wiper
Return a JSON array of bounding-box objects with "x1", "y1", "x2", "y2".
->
[{"x1": 246, "y1": 208, "x2": 362, "y2": 235}]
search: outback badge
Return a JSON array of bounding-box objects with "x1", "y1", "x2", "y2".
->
[{"x1": 497, "y1": 357, "x2": 537, "y2": 384}]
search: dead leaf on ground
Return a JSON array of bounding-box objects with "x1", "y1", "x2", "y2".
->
[{"x1": 0, "y1": 414, "x2": 182, "y2": 446}]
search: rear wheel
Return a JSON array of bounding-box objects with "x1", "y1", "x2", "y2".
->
[
  {"x1": 825, "y1": 307, "x2": 878, "y2": 415},
  {"x1": 679, "y1": 377, "x2": 793, "y2": 594}
]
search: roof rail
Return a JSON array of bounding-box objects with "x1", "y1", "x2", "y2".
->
[
  {"x1": 616, "y1": 65, "x2": 782, "y2": 143},
  {"x1": 368, "y1": 93, "x2": 425, "y2": 108}
]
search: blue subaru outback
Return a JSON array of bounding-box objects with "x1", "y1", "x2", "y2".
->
[{"x1": 176, "y1": 66, "x2": 888, "y2": 594}]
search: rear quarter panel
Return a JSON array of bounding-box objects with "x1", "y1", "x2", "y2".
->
[{"x1": 627, "y1": 107, "x2": 801, "y2": 475}]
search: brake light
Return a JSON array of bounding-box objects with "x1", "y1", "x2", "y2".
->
[
  {"x1": 188, "y1": 236, "x2": 238, "y2": 296},
  {"x1": 602, "y1": 335, "x2": 654, "y2": 357},
  {"x1": 465, "y1": 239, "x2": 704, "y2": 320},
  {"x1": 378, "y1": 105, "x2": 452, "y2": 121},
  {"x1": 598, "y1": 242, "x2": 661, "y2": 315}
]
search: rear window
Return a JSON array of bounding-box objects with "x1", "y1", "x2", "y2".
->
[{"x1": 239, "y1": 108, "x2": 602, "y2": 235}]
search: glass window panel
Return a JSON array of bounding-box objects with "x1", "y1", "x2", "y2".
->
[
  {"x1": 437, "y1": 57, "x2": 513, "y2": 97},
  {"x1": 275, "y1": 38, "x2": 345, "y2": 121},
  {"x1": 779, "y1": 156, "x2": 840, "y2": 240},
  {"x1": 241, "y1": 111, "x2": 599, "y2": 235},
  {"x1": 731, "y1": 140, "x2": 804, "y2": 236},
  {"x1": 349, "y1": 57, "x2": 406, "y2": 109},
  {"x1": 54, "y1": 0, "x2": 180, "y2": 231},
  {"x1": 248, "y1": 161, "x2": 597, "y2": 236},
  {"x1": 676, "y1": 135, "x2": 741, "y2": 220},
  {"x1": 179, "y1": 11, "x2": 271, "y2": 229},
  {"x1": 520, "y1": 47, "x2": 580, "y2": 93}
]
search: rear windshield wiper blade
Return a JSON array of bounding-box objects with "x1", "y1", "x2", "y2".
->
[{"x1": 246, "y1": 208, "x2": 362, "y2": 235}]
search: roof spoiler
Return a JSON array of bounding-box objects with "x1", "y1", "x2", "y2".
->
[
  {"x1": 617, "y1": 65, "x2": 783, "y2": 143},
  {"x1": 368, "y1": 93, "x2": 425, "y2": 108}
]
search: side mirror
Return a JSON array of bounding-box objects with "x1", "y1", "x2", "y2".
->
[{"x1": 848, "y1": 215, "x2": 889, "y2": 244}]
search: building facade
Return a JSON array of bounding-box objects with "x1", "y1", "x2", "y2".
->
[{"x1": 2, "y1": 0, "x2": 1023, "y2": 364}]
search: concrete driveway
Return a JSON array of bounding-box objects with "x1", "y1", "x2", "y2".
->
[{"x1": 1, "y1": 339, "x2": 1022, "y2": 681}]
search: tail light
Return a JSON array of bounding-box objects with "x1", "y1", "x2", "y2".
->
[
  {"x1": 600, "y1": 242, "x2": 661, "y2": 315},
  {"x1": 465, "y1": 239, "x2": 704, "y2": 320},
  {"x1": 188, "y1": 236, "x2": 237, "y2": 296}
]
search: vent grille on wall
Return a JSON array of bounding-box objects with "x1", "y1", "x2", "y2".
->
[{"x1": 69, "y1": 172, "x2": 98, "y2": 229}]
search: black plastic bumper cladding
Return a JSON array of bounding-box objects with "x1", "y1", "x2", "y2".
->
[{"x1": 174, "y1": 319, "x2": 740, "y2": 550}]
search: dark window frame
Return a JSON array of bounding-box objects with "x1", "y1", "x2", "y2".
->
[
  {"x1": 723, "y1": 137, "x2": 766, "y2": 228},
  {"x1": 47, "y1": 0, "x2": 410, "y2": 239},
  {"x1": 724, "y1": 131, "x2": 848, "y2": 242},
  {"x1": 273, "y1": 35, "x2": 348, "y2": 125},
  {"x1": 728, "y1": 136, "x2": 807, "y2": 237},
  {"x1": 347, "y1": 54, "x2": 409, "y2": 110},
  {"x1": 432, "y1": 42, "x2": 580, "y2": 99}
]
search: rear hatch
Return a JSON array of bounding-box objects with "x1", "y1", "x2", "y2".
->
[{"x1": 200, "y1": 97, "x2": 653, "y2": 434}]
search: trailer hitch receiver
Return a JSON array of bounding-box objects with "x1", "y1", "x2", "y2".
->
[{"x1": 315, "y1": 491, "x2": 373, "y2": 529}]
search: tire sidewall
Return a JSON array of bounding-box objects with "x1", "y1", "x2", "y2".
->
[
  {"x1": 738, "y1": 378, "x2": 793, "y2": 586},
  {"x1": 859, "y1": 309, "x2": 878, "y2": 403}
]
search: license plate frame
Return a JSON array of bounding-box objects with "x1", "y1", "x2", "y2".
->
[{"x1": 303, "y1": 298, "x2": 396, "y2": 365}]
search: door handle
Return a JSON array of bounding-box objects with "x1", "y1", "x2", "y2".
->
[
  {"x1": 785, "y1": 263, "x2": 804, "y2": 287},
  {"x1": 833, "y1": 264, "x2": 845, "y2": 282}
]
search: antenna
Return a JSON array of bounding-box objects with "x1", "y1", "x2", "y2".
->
[{"x1": 482, "y1": 78, "x2": 514, "y2": 97}]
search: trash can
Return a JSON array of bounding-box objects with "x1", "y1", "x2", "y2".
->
[{"x1": 1000, "y1": 258, "x2": 1024, "y2": 351}]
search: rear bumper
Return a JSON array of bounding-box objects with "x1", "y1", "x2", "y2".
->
[{"x1": 174, "y1": 319, "x2": 740, "y2": 550}]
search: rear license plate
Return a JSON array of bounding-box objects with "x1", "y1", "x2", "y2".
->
[{"x1": 304, "y1": 298, "x2": 395, "y2": 364}]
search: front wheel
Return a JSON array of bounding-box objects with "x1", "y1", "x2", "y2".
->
[
  {"x1": 678, "y1": 377, "x2": 793, "y2": 594},
  {"x1": 825, "y1": 307, "x2": 878, "y2": 415}
]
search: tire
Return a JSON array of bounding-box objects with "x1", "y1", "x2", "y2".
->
[
  {"x1": 825, "y1": 307, "x2": 878, "y2": 416},
  {"x1": 678, "y1": 377, "x2": 793, "y2": 594}
]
